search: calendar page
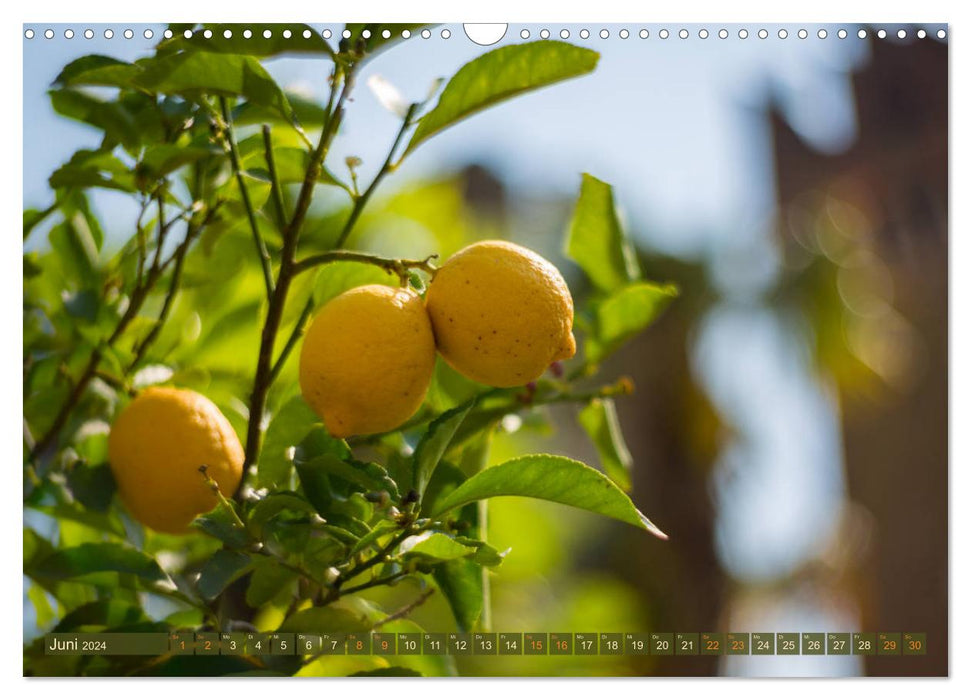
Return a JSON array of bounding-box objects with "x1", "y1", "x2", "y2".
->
[{"x1": 22, "y1": 22, "x2": 948, "y2": 679}]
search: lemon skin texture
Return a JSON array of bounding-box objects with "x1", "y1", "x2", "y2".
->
[
  {"x1": 107, "y1": 386, "x2": 244, "y2": 534},
  {"x1": 425, "y1": 240, "x2": 576, "y2": 387},
  {"x1": 299, "y1": 284, "x2": 437, "y2": 438}
]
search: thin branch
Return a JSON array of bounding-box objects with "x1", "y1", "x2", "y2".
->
[
  {"x1": 268, "y1": 297, "x2": 314, "y2": 384},
  {"x1": 127, "y1": 206, "x2": 220, "y2": 372},
  {"x1": 372, "y1": 588, "x2": 436, "y2": 629},
  {"x1": 292, "y1": 250, "x2": 437, "y2": 279},
  {"x1": 220, "y1": 96, "x2": 274, "y2": 301},
  {"x1": 239, "y1": 67, "x2": 358, "y2": 498},
  {"x1": 262, "y1": 124, "x2": 288, "y2": 232},
  {"x1": 149, "y1": 191, "x2": 167, "y2": 272},
  {"x1": 334, "y1": 103, "x2": 418, "y2": 249},
  {"x1": 338, "y1": 570, "x2": 412, "y2": 597}
]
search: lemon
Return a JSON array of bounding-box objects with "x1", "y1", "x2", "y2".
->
[
  {"x1": 425, "y1": 240, "x2": 576, "y2": 387},
  {"x1": 299, "y1": 284, "x2": 436, "y2": 438},
  {"x1": 107, "y1": 386, "x2": 244, "y2": 534}
]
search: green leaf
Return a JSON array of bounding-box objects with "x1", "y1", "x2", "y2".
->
[
  {"x1": 406, "y1": 41, "x2": 599, "y2": 155},
  {"x1": 24, "y1": 204, "x2": 56, "y2": 241},
  {"x1": 247, "y1": 492, "x2": 318, "y2": 534},
  {"x1": 246, "y1": 558, "x2": 298, "y2": 608},
  {"x1": 139, "y1": 144, "x2": 219, "y2": 180},
  {"x1": 49, "y1": 149, "x2": 137, "y2": 193},
  {"x1": 29, "y1": 543, "x2": 167, "y2": 582},
  {"x1": 157, "y1": 24, "x2": 333, "y2": 58},
  {"x1": 258, "y1": 396, "x2": 320, "y2": 489},
  {"x1": 578, "y1": 398, "x2": 633, "y2": 491},
  {"x1": 278, "y1": 597, "x2": 382, "y2": 633},
  {"x1": 298, "y1": 455, "x2": 400, "y2": 503},
  {"x1": 196, "y1": 550, "x2": 253, "y2": 601},
  {"x1": 53, "y1": 55, "x2": 141, "y2": 89},
  {"x1": 134, "y1": 52, "x2": 294, "y2": 122},
  {"x1": 233, "y1": 91, "x2": 329, "y2": 129},
  {"x1": 193, "y1": 502, "x2": 252, "y2": 549},
  {"x1": 587, "y1": 281, "x2": 678, "y2": 363},
  {"x1": 53, "y1": 600, "x2": 147, "y2": 632},
  {"x1": 430, "y1": 454, "x2": 667, "y2": 539},
  {"x1": 411, "y1": 401, "x2": 472, "y2": 497},
  {"x1": 399, "y1": 533, "x2": 476, "y2": 563},
  {"x1": 565, "y1": 173, "x2": 641, "y2": 292},
  {"x1": 66, "y1": 462, "x2": 116, "y2": 512},
  {"x1": 432, "y1": 559, "x2": 483, "y2": 633},
  {"x1": 293, "y1": 428, "x2": 353, "y2": 514},
  {"x1": 49, "y1": 88, "x2": 140, "y2": 150}
]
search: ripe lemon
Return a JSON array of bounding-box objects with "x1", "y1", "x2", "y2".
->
[
  {"x1": 299, "y1": 284, "x2": 436, "y2": 438},
  {"x1": 107, "y1": 386, "x2": 244, "y2": 534},
  {"x1": 425, "y1": 240, "x2": 576, "y2": 387}
]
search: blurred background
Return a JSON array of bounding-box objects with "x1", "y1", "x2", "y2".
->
[{"x1": 23, "y1": 23, "x2": 948, "y2": 676}]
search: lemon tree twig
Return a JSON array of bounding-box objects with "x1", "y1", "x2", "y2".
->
[
  {"x1": 333, "y1": 103, "x2": 419, "y2": 249},
  {"x1": 292, "y1": 250, "x2": 438, "y2": 279},
  {"x1": 220, "y1": 96, "x2": 274, "y2": 301},
  {"x1": 262, "y1": 124, "x2": 288, "y2": 232},
  {"x1": 372, "y1": 588, "x2": 436, "y2": 629},
  {"x1": 239, "y1": 66, "x2": 358, "y2": 498},
  {"x1": 267, "y1": 297, "x2": 314, "y2": 384},
  {"x1": 127, "y1": 203, "x2": 222, "y2": 373}
]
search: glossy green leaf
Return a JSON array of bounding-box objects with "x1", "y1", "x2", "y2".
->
[
  {"x1": 53, "y1": 55, "x2": 141, "y2": 89},
  {"x1": 233, "y1": 91, "x2": 328, "y2": 128},
  {"x1": 246, "y1": 557, "x2": 299, "y2": 608},
  {"x1": 29, "y1": 543, "x2": 167, "y2": 582},
  {"x1": 66, "y1": 462, "x2": 116, "y2": 512},
  {"x1": 193, "y1": 502, "x2": 252, "y2": 549},
  {"x1": 49, "y1": 88, "x2": 140, "y2": 150},
  {"x1": 134, "y1": 52, "x2": 294, "y2": 122},
  {"x1": 258, "y1": 396, "x2": 320, "y2": 489},
  {"x1": 432, "y1": 559, "x2": 483, "y2": 633},
  {"x1": 406, "y1": 41, "x2": 599, "y2": 155},
  {"x1": 278, "y1": 597, "x2": 382, "y2": 633},
  {"x1": 430, "y1": 454, "x2": 667, "y2": 539},
  {"x1": 400, "y1": 533, "x2": 476, "y2": 563},
  {"x1": 196, "y1": 550, "x2": 253, "y2": 601},
  {"x1": 565, "y1": 173, "x2": 640, "y2": 292},
  {"x1": 411, "y1": 401, "x2": 472, "y2": 497},
  {"x1": 587, "y1": 281, "x2": 678, "y2": 363},
  {"x1": 53, "y1": 600, "x2": 147, "y2": 632},
  {"x1": 578, "y1": 398, "x2": 633, "y2": 491}
]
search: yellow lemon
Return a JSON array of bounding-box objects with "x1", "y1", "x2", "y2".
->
[
  {"x1": 425, "y1": 240, "x2": 576, "y2": 387},
  {"x1": 108, "y1": 386, "x2": 244, "y2": 534},
  {"x1": 299, "y1": 284, "x2": 436, "y2": 438}
]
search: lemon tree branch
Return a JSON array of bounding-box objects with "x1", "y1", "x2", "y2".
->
[
  {"x1": 292, "y1": 250, "x2": 438, "y2": 279},
  {"x1": 220, "y1": 96, "x2": 274, "y2": 301}
]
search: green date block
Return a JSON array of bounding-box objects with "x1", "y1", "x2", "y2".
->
[
  {"x1": 295, "y1": 634, "x2": 320, "y2": 655},
  {"x1": 853, "y1": 633, "x2": 876, "y2": 656},
  {"x1": 448, "y1": 633, "x2": 472, "y2": 656},
  {"x1": 474, "y1": 633, "x2": 498, "y2": 655},
  {"x1": 372, "y1": 633, "x2": 396, "y2": 655},
  {"x1": 674, "y1": 633, "x2": 696, "y2": 655},
  {"x1": 777, "y1": 633, "x2": 800, "y2": 655},
  {"x1": 423, "y1": 633, "x2": 446, "y2": 655},
  {"x1": 827, "y1": 633, "x2": 850, "y2": 655},
  {"x1": 878, "y1": 633, "x2": 901, "y2": 656},
  {"x1": 752, "y1": 633, "x2": 774, "y2": 655},
  {"x1": 346, "y1": 633, "x2": 370, "y2": 655},
  {"x1": 802, "y1": 633, "x2": 825, "y2": 655},
  {"x1": 600, "y1": 633, "x2": 623, "y2": 655},
  {"x1": 625, "y1": 633, "x2": 650, "y2": 655},
  {"x1": 727, "y1": 633, "x2": 749, "y2": 655},
  {"x1": 221, "y1": 633, "x2": 245, "y2": 656},
  {"x1": 397, "y1": 633, "x2": 422, "y2": 655},
  {"x1": 319, "y1": 633, "x2": 345, "y2": 655},
  {"x1": 550, "y1": 633, "x2": 573, "y2": 655},
  {"x1": 524, "y1": 632, "x2": 548, "y2": 655},
  {"x1": 245, "y1": 633, "x2": 271, "y2": 656},
  {"x1": 574, "y1": 633, "x2": 597, "y2": 655},
  {"x1": 195, "y1": 632, "x2": 219, "y2": 656},
  {"x1": 270, "y1": 633, "x2": 295, "y2": 655},
  {"x1": 499, "y1": 633, "x2": 522, "y2": 655},
  {"x1": 169, "y1": 632, "x2": 194, "y2": 655},
  {"x1": 701, "y1": 633, "x2": 725, "y2": 656},
  {"x1": 902, "y1": 633, "x2": 926, "y2": 656}
]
